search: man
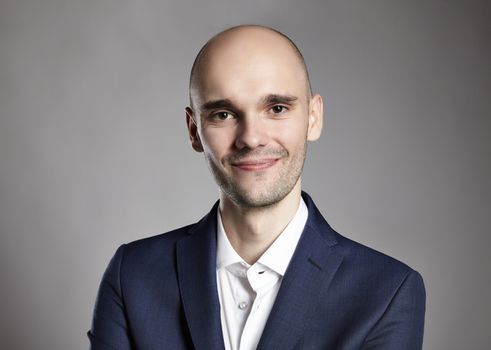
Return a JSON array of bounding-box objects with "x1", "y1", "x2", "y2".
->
[{"x1": 88, "y1": 25, "x2": 425, "y2": 349}]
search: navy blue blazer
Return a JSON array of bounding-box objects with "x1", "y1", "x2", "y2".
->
[{"x1": 88, "y1": 192, "x2": 425, "y2": 349}]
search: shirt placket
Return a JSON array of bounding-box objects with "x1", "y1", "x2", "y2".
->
[{"x1": 238, "y1": 265, "x2": 280, "y2": 350}]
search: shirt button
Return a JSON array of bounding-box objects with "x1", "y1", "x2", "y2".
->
[{"x1": 238, "y1": 301, "x2": 248, "y2": 310}]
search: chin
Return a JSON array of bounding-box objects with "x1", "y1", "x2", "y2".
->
[{"x1": 224, "y1": 185, "x2": 292, "y2": 209}]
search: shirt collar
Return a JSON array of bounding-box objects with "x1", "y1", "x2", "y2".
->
[
  {"x1": 216, "y1": 197, "x2": 309, "y2": 276},
  {"x1": 216, "y1": 209, "x2": 243, "y2": 270}
]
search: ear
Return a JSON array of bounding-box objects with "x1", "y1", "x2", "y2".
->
[
  {"x1": 185, "y1": 107, "x2": 204, "y2": 152},
  {"x1": 307, "y1": 94, "x2": 323, "y2": 141}
]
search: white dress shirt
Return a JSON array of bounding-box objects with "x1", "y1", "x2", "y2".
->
[{"x1": 216, "y1": 198, "x2": 308, "y2": 350}]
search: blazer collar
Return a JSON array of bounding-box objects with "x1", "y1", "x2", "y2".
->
[
  {"x1": 257, "y1": 191, "x2": 344, "y2": 349},
  {"x1": 176, "y1": 200, "x2": 225, "y2": 350},
  {"x1": 176, "y1": 191, "x2": 343, "y2": 350}
]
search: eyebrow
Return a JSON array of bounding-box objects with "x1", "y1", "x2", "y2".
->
[
  {"x1": 261, "y1": 94, "x2": 298, "y2": 105},
  {"x1": 200, "y1": 94, "x2": 298, "y2": 112},
  {"x1": 200, "y1": 99, "x2": 235, "y2": 112}
]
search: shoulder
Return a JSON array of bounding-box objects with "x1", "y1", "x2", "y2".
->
[
  {"x1": 332, "y1": 231, "x2": 425, "y2": 293},
  {"x1": 110, "y1": 223, "x2": 195, "y2": 273},
  {"x1": 337, "y1": 233, "x2": 411, "y2": 271},
  {"x1": 302, "y1": 191, "x2": 422, "y2": 284},
  {"x1": 126, "y1": 223, "x2": 194, "y2": 252}
]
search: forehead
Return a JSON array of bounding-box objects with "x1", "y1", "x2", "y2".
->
[{"x1": 192, "y1": 28, "x2": 308, "y2": 106}]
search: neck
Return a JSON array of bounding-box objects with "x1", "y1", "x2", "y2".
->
[{"x1": 219, "y1": 180, "x2": 302, "y2": 265}]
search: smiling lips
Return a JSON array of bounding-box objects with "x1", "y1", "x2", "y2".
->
[{"x1": 231, "y1": 158, "x2": 279, "y2": 171}]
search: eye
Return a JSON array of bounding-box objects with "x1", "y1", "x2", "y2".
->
[
  {"x1": 270, "y1": 105, "x2": 288, "y2": 114},
  {"x1": 211, "y1": 111, "x2": 234, "y2": 120}
]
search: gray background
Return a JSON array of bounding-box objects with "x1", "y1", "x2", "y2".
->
[{"x1": 1, "y1": 0, "x2": 489, "y2": 349}]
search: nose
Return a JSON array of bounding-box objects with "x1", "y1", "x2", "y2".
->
[{"x1": 234, "y1": 115, "x2": 269, "y2": 150}]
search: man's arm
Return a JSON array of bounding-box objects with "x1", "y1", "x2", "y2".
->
[
  {"x1": 88, "y1": 245, "x2": 132, "y2": 350},
  {"x1": 362, "y1": 269, "x2": 426, "y2": 350}
]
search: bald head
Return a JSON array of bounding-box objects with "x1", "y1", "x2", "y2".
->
[{"x1": 188, "y1": 25, "x2": 312, "y2": 111}]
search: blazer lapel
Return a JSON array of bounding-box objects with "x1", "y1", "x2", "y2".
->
[
  {"x1": 176, "y1": 201, "x2": 225, "y2": 350},
  {"x1": 257, "y1": 192, "x2": 344, "y2": 350}
]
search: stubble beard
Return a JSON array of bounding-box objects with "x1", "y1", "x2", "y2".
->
[{"x1": 205, "y1": 142, "x2": 308, "y2": 209}]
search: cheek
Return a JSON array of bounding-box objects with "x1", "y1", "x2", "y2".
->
[
  {"x1": 200, "y1": 127, "x2": 235, "y2": 159},
  {"x1": 272, "y1": 119, "x2": 308, "y2": 147}
]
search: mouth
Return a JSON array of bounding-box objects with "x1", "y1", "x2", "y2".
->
[{"x1": 231, "y1": 158, "x2": 279, "y2": 171}]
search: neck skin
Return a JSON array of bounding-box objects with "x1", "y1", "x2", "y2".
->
[{"x1": 219, "y1": 179, "x2": 302, "y2": 265}]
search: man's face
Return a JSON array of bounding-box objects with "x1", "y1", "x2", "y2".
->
[{"x1": 187, "y1": 29, "x2": 322, "y2": 208}]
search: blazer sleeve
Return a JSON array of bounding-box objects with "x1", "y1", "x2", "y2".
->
[
  {"x1": 361, "y1": 269, "x2": 426, "y2": 350},
  {"x1": 88, "y1": 245, "x2": 133, "y2": 350}
]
